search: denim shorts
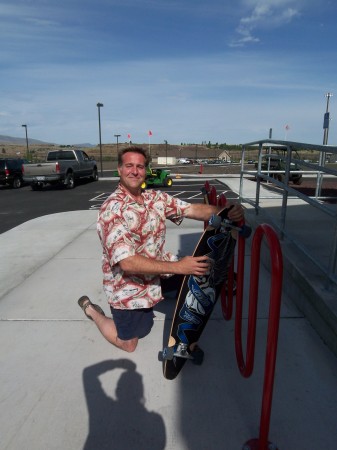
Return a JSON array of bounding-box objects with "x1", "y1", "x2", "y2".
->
[{"x1": 111, "y1": 307, "x2": 154, "y2": 341}]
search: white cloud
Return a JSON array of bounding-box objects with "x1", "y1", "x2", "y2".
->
[{"x1": 230, "y1": 0, "x2": 301, "y2": 47}]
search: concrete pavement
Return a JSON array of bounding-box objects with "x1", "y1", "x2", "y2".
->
[{"x1": 1, "y1": 176, "x2": 337, "y2": 450}]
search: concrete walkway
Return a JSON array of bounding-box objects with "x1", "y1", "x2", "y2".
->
[{"x1": 1, "y1": 177, "x2": 337, "y2": 450}]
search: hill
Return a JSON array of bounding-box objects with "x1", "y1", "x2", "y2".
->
[
  {"x1": 0, "y1": 135, "x2": 244, "y2": 162},
  {"x1": 0, "y1": 134, "x2": 55, "y2": 145}
]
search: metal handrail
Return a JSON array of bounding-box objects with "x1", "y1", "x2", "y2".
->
[{"x1": 239, "y1": 139, "x2": 337, "y2": 287}]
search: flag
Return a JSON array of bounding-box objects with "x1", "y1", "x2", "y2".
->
[{"x1": 148, "y1": 130, "x2": 152, "y2": 136}]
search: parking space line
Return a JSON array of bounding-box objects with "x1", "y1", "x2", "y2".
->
[
  {"x1": 89, "y1": 193, "x2": 110, "y2": 202},
  {"x1": 187, "y1": 193, "x2": 203, "y2": 199},
  {"x1": 171, "y1": 191, "x2": 185, "y2": 197}
]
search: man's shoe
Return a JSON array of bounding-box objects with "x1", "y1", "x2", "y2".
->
[{"x1": 78, "y1": 295, "x2": 105, "y2": 320}]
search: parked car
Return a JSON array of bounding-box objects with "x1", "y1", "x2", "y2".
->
[
  {"x1": 0, "y1": 158, "x2": 29, "y2": 188},
  {"x1": 178, "y1": 158, "x2": 192, "y2": 164},
  {"x1": 22, "y1": 149, "x2": 98, "y2": 190}
]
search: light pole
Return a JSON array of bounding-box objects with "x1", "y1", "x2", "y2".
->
[
  {"x1": 114, "y1": 134, "x2": 121, "y2": 163},
  {"x1": 164, "y1": 140, "x2": 168, "y2": 165},
  {"x1": 317, "y1": 93, "x2": 333, "y2": 197},
  {"x1": 97, "y1": 102, "x2": 104, "y2": 176},
  {"x1": 21, "y1": 124, "x2": 29, "y2": 159},
  {"x1": 323, "y1": 92, "x2": 333, "y2": 145}
]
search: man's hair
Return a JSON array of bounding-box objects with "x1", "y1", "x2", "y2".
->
[{"x1": 117, "y1": 146, "x2": 151, "y2": 167}]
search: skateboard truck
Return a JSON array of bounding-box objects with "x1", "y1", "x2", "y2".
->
[
  {"x1": 209, "y1": 214, "x2": 252, "y2": 238},
  {"x1": 159, "y1": 343, "x2": 204, "y2": 365}
]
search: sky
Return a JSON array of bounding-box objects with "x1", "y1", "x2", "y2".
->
[{"x1": 1, "y1": 0, "x2": 337, "y2": 146}]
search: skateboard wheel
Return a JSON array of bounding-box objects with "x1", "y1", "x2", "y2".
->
[
  {"x1": 191, "y1": 347, "x2": 204, "y2": 365},
  {"x1": 162, "y1": 347, "x2": 174, "y2": 360},
  {"x1": 239, "y1": 224, "x2": 252, "y2": 238}
]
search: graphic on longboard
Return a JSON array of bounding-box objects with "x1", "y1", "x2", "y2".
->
[{"x1": 160, "y1": 208, "x2": 251, "y2": 380}]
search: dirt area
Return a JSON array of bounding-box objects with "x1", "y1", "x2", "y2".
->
[
  {"x1": 249, "y1": 176, "x2": 337, "y2": 203},
  {"x1": 290, "y1": 179, "x2": 337, "y2": 201},
  {"x1": 161, "y1": 162, "x2": 243, "y2": 176}
]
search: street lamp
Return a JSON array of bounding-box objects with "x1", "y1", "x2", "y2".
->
[
  {"x1": 323, "y1": 92, "x2": 333, "y2": 145},
  {"x1": 114, "y1": 134, "x2": 121, "y2": 161},
  {"x1": 97, "y1": 103, "x2": 104, "y2": 176},
  {"x1": 317, "y1": 93, "x2": 333, "y2": 197},
  {"x1": 164, "y1": 140, "x2": 168, "y2": 165},
  {"x1": 21, "y1": 124, "x2": 29, "y2": 159}
]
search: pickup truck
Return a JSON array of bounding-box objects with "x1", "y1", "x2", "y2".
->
[{"x1": 22, "y1": 149, "x2": 98, "y2": 190}]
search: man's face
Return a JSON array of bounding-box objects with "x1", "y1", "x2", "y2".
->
[{"x1": 118, "y1": 152, "x2": 146, "y2": 192}]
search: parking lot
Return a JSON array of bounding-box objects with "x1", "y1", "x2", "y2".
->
[{"x1": 0, "y1": 177, "x2": 238, "y2": 234}]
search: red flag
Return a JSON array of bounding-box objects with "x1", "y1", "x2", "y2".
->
[{"x1": 148, "y1": 130, "x2": 152, "y2": 136}]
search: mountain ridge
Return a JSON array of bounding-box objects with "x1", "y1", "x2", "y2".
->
[{"x1": 0, "y1": 135, "x2": 94, "y2": 147}]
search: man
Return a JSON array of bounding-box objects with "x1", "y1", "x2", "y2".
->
[{"x1": 78, "y1": 146, "x2": 244, "y2": 353}]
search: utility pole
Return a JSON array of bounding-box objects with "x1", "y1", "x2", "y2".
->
[
  {"x1": 317, "y1": 93, "x2": 333, "y2": 197},
  {"x1": 114, "y1": 134, "x2": 121, "y2": 157},
  {"x1": 114, "y1": 134, "x2": 121, "y2": 169},
  {"x1": 164, "y1": 140, "x2": 168, "y2": 165},
  {"x1": 323, "y1": 92, "x2": 333, "y2": 145},
  {"x1": 21, "y1": 124, "x2": 29, "y2": 159},
  {"x1": 97, "y1": 103, "x2": 104, "y2": 176}
]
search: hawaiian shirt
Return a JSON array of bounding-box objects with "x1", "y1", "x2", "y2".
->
[{"x1": 97, "y1": 184, "x2": 190, "y2": 309}]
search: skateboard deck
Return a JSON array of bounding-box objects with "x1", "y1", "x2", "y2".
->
[{"x1": 161, "y1": 208, "x2": 239, "y2": 380}]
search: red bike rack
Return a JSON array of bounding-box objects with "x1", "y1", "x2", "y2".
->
[
  {"x1": 202, "y1": 180, "x2": 217, "y2": 206},
  {"x1": 203, "y1": 181, "x2": 218, "y2": 230},
  {"x1": 208, "y1": 185, "x2": 217, "y2": 206},
  {"x1": 218, "y1": 192, "x2": 236, "y2": 321},
  {"x1": 204, "y1": 180, "x2": 210, "y2": 194},
  {"x1": 217, "y1": 191, "x2": 227, "y2": 208},
  {"x1": 203, "y1": 180, "x2": 283, "y2": 449},
  {"x1": 237, "y1": 224, "x2": 283, "y2": 450}
]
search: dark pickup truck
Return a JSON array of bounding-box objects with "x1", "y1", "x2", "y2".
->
[{"x1": 22, "y1": 149, "x2": 98, "y2": 190}]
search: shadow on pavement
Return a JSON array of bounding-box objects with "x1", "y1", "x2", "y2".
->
[{"x1": 82, "y1": 359, "x2": 166, "y2": 450}]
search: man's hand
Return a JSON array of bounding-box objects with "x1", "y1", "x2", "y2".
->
[
  {"x1": 227, "y1": 203, "x2": 244, "y2": 222},
  {"x1": 176, "y1": 256, "x2": 211, "y2": 276}
]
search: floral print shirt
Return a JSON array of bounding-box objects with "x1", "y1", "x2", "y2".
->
[{"x1": 97, "y1": 184, "x2": 190, "y2": 309}]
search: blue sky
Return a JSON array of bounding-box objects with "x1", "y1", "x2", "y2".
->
[{"x1": 1, "y1": 0, "x2": 337, "y2": 146}]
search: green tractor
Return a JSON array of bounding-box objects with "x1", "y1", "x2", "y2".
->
[
  {"x1": 112, "y1": 166, "x2": 173, "y2": 189},
  {"x1": 141, "y1": 167, "x2": 173, "y2": 189}
]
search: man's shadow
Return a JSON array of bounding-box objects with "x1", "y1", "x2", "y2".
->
[{"x1": 82, "y1": 360, "x2": 166, "y2": 450}]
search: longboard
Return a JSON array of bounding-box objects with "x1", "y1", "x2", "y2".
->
[{"x1": 161, "y1": 208, "x2": 249, "y2": 380}]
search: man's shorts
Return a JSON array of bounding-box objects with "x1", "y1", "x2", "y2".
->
[{"x1": 110, "y1": 307, "x2": 154, "y2": 341}]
